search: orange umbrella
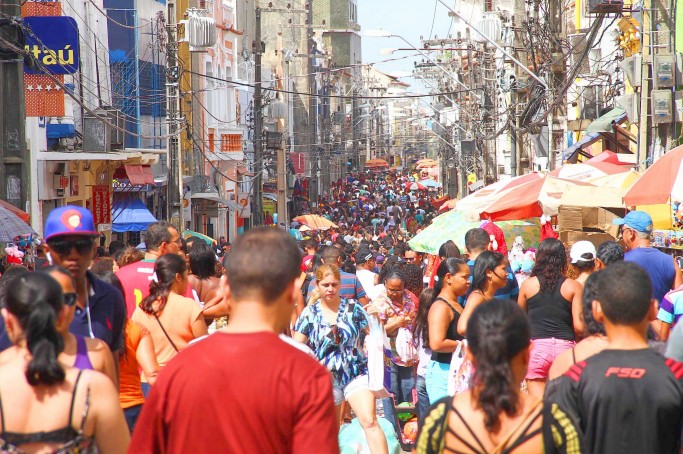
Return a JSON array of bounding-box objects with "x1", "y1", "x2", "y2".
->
[
  {"x1": 293, "y1": 214, "x2": 338, "y2": 230},
  {"x1": 624, "y1": 145, "x2": 683, "y2": 206},
  {"x1": 364, "y1": 159, "x2": 389, "y2": 168}
]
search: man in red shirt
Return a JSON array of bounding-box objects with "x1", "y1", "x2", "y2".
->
[
  {"x1": 130, "y1": 227, "x2": 339, "y2": 454},
  {"x1": 115, "y1": 221, "x2": 189, "y2": 316}
]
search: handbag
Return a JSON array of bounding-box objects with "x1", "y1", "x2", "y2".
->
[
  {"x1": 153, "y1": 313, "x2": 179, "y2": 352},
  {"x1": 448, "y1": 340, "x2": 473, "y2": 396},
  {"x1": 367, "y1": 315, "x2": 390, "y2": 398}
]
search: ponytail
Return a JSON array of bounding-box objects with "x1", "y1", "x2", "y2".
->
[
  {"x1": 25, "y1": 301, "x2": 65, "y2": 386},
  {"x1": 5, "y1": 272, "x2": 66, "y2": 387},
  {"x1": 140, "y1": 253, "x2": 187, "y2": 315},
  {"x1": 466, "y1": 299, "x2": 530, "y2": 431}
]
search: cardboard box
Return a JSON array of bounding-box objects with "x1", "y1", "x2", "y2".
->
[
  {"x1": 558, "y1": 206, "x2": 624, "y2": 232},
  {"x1": 560, "y1": 231, "x2": 615, "y2": 249}
]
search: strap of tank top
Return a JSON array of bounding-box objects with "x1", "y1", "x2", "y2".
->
[
  {"x1": 435, "y1": 296, "x2": 458, "y2": 316},
  {"x1": 0, "y1": 389, "x2": 4, "y2": 433},
  {"x1": 572, "y1": 347, "x2": 577, "y2": 365},
  {"x1": 553, "y1": 277, "x2": 567, "y2": 296},
  {"x1": 68, "y1": 370, "x2": 84, "y2": 429}
]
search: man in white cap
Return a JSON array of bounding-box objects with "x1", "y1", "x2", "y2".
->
[{"x1": 569, "y1": 240, "x2": 597, "y2": 287}]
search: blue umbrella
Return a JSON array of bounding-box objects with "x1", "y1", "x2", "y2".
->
[
  {"x1": 289, "y1": 228, "x2": 303, "y2": 241},
  {"x1": 419, "y1": 179, "x2": 441, "y2": 188}
]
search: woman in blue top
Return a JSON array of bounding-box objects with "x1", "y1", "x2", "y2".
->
[{"x1": 294, "y1": 264, "x2": 388, "y2": 454}]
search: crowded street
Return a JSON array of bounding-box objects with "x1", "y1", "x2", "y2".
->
[{"x1": 1, "y1": 0, "x2": 683, "y2": 453}]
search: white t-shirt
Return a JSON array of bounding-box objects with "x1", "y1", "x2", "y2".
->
[{"x1": 356, "y1": 269, "x2": 380, "y2": 300}]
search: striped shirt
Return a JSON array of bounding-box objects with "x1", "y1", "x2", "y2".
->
[{"x1": 658, "y1": 286, "x2": 683, "y2": 326}]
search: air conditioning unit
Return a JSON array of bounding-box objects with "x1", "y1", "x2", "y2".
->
[{"x1": 618, "y1": 54, "x2": 642, "y2": 88}]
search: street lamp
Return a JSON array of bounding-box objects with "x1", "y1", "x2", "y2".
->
[{"x1": 364, "y1": 29, "x2": 476, "y2": 96}]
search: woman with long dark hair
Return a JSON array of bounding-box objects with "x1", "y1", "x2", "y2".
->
[
  {"x1": 425, "y1": 258, "x2": 470, "y2": 403},
  {"x1": 412, "y1": 287, "x2": 435, "y2": 420},
  {"x1": 188, "y1": 241, "x2": 226, "y2": 324},
  {"x1": 132, "y1": 254, "x2": 207, "y2": 395},
  {"x1": 518, "y1": 238, "x2": 584, "y2": 398},
  {"x1": 44, "y1": 266, "x2": 117, "y2": 385},
  {"x1": 417, "y1": 299, "x2": 542, "y2": 453},
  {"x1": 457, "y1": 251, "x2": 508, "y2": 335},
  {"x1": 548, "y1": 271, "x2": 608, "y2": 380},
  {"x1": 0, "y1": 272, "x2": 129, "y2": 453}
]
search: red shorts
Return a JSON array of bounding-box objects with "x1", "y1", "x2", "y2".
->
[{"x1": 526, "y1": 338, "x2": 575, "y2": 380}]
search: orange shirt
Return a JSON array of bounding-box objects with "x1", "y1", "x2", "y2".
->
[
  {"x1": 119, "y1": 320, "x2": 147, "y2": 409},
  {"x1": 131, "y1": 292, "x2": 203, "y2": 382}
]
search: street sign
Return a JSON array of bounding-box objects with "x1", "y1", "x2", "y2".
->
[{"x1": 24, "y1": 16, "x2": 80, "y2": 75}]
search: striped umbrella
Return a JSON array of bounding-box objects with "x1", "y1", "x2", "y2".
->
[{"x1": 0, "y1": 205, "x2": 37, "y2": 243}]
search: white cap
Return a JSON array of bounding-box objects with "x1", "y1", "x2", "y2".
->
[{"x1": 570, "y1": 240, "x2": 597, "y2": 264}]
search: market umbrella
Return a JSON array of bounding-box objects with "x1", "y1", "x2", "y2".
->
[
  {"x1": 293, "y1": 214, "x2": 338, "y2": 230},
  {"x1": 182, "y1": 229, "x2": 216, "y2": 245},
  {"x1": 455, "y1": 172, "x2": 544, "y2": 220},
  {"x1": 585, "y1": 150, "x2": 636, "y2": 167},
  {"x1": 480, "y1": 176, "x2": 594, "y2": 221},
  {"x1": 549, "y1": 161, "x2": 629, "y2": 182},
  {"x1": 364, "y1": 159, "x2": 389, "y2": 169},
  {"x1": 405, "y1": 182, "x2": 427, "y2": 191},
  {"x1": 299, "y1": 224, "x2": 313, "y2": 232},
  {"x1": 0, "y1": 200, "x2": 29, "y2": 223},
  {"x1": 0, "y1": 205, "x2": 37, "y2": 243},
  {"x1": 587, "y1": 170, "x2": 641, "y2": 189},
  {"x1": 408, "y1": 210, "x2": 539, "y2": 254},
  {"x1": 623, "y1": 145, "x2": 683, "y2": 206},
  {"x1": 419, "y1": 179, "x2": 441, "y2": 188}
]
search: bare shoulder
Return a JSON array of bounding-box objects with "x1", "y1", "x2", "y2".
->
[
  {"x1": 84, "y1": 337, "x2": 111, "y2": 354},
  {"x1": 520, "y1": 276, "x2": 540, "y2": 292},
  {"x1": 561, "y1": 278, "x2": 583, "y2": 297}
]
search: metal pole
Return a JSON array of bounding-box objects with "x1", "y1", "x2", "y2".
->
[
  {"x1": 252, "y1": 7, "x2": 263, "y2": 226},
  {"x1": 0, "y1": 4, "x2": 29, "y2": 212},
  {"x1": 165, "y1": 0, "x2": 180, "y2": 227},
  {"x1": 307, "y1": 3, "x2": 318, "y2": 207},
  {"x1": 439, "y1": 0, "x2": 548, "y2": 89}
]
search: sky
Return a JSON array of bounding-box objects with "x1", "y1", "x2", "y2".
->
[{"x1": 359, "y1": 0, "x2": 455, "y2": 93}]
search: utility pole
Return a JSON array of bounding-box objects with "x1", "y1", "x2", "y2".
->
[
  {"x1": 252, "y1": 6, "x2": 263, "y2": 225},
  {"x1": 165, "y1": 0, "x2": 181, "y2": 227},
  {"x1": 321, "y1": 63, "x2": 331, "y2": 195},
  {"x1": 307, "y1": 2, "x2": 318, "y2": 207},
  {"x1": 511, "y1": 0, "x2": 527, "y2": 176},
  {"x1": 0, "y1": 4, "x2": 29, "y2": 211}
]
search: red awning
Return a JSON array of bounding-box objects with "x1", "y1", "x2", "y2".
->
[{"x1": 113, "y1": 165, "x2": 155, "y2": 185}]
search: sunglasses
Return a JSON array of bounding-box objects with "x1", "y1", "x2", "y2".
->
[
  {"x1": 48, "y1": 238, "x2": 94, "y2": 256},
  {"x1": 64, "y1": 292, "x2": 78, "y2": 307}
]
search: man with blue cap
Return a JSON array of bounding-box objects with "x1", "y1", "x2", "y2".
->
[{"x1": 613, "y1": 211, "x2": 682, "y2": 333}]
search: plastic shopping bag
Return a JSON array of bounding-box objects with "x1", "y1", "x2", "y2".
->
[
  {"x1": 367, "y1": 315, "x2": 390, "y2": 398},
  {"x1": 448, "y1": 340, "x2": 473, "y2": 396}
]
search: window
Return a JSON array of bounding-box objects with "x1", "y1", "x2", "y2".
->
[{"x1": 209, "y1": 132, "x2": 215, "y2": 152}]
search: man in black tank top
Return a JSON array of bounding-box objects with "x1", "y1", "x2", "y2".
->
[{"x1": 544, "y1": 263, "x2": 683, "y2": 454}]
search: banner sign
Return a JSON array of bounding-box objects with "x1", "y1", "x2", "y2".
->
[
  {"x1": 92, "y1": 185, "x2": 111, "y2": 225},
  {"x1": 24, "y1": 16, "x2": 80, "y2": 75}
]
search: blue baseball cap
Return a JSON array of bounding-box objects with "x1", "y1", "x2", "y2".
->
[
  {"x1": 613, "y1": 210, "x2": 653, "y2": 234},
  {"x1": 44, "y1": 206, "x2": 100, "y2": 241}
]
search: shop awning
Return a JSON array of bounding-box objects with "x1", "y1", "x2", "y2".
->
[
  {"x1": 113, "y1": 165, "x2": 155, "y2": 185},
  {"x1": 191, "y1": 192, "x2": 239, "y2": 210},
  {"x1": 39, "y1": 151, "x2": 129, "y2": 161},
  {"x1": 562, "y1": 132, "x2": 601, "y2": 162},
  {"x1": 112, "y1": 197, "x2": 157, "y2": 232},
  {"x1": 585, "y1": 107, "x2": 626, "y2": 134}
]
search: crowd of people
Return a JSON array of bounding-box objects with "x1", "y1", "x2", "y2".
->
[{"x1": 0, "y1": 169, "x2": 683, "y2": 453}]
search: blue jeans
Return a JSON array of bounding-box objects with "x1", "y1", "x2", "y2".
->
[
  {"x1": 425, "y1": 360, "x2": 450, "y2": 404},
  {"x1": 124, "y1": 404, "x2": 143, "y2": 432},
  {"x1": 416, "y1": 375, "x2": 430, "y2": 422},
  {"x1": 141, "y1": 382, "x2": 152, "y2": 399},
  {"x1": 381, "y1": 362, "x2": 416, "y2": 437}
]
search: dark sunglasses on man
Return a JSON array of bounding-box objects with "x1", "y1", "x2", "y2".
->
[
  {"x1": 63, "y1": 292, "x2": 78, "y2": 307},
  {"x1": 47, "y1": 238, "x2": 95, "y2": 256}
]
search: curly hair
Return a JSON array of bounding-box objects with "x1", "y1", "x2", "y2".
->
[
  {"x1": 582, "y1": 271, "x2": 605, "y2": 336},
  {"x1": 402, "y1": 264, "x2": 424, "y2": 297},
  {"x1": 531, "y1": 238, "x2": 567, "y2": 293},
  {"x1": 467, "y1": 299, "x2": 530, "y2": 431}
]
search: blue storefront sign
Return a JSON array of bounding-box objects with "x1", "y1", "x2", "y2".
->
[{"x1": 24, "y1": 16, "x2": 80, "y2": 75}]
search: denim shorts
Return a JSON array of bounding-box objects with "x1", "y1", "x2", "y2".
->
[
  {"x1": 526, "y1": 338, "x2": 575, "y2": 380},
  {"x1": 332, "y1": 375, "x2": 369, "y2": 405}
]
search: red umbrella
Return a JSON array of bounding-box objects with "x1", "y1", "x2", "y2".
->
[
  {"x1": 405, "y1": 182, "x2": 427, "y2": 191},
  {"x1": 624, "y1": 145, "x2": 683, "y2": 206}
]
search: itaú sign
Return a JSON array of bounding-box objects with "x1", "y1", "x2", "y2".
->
[{"x1": 24, "y1": 16, "x2": 80, "y2": 75}]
